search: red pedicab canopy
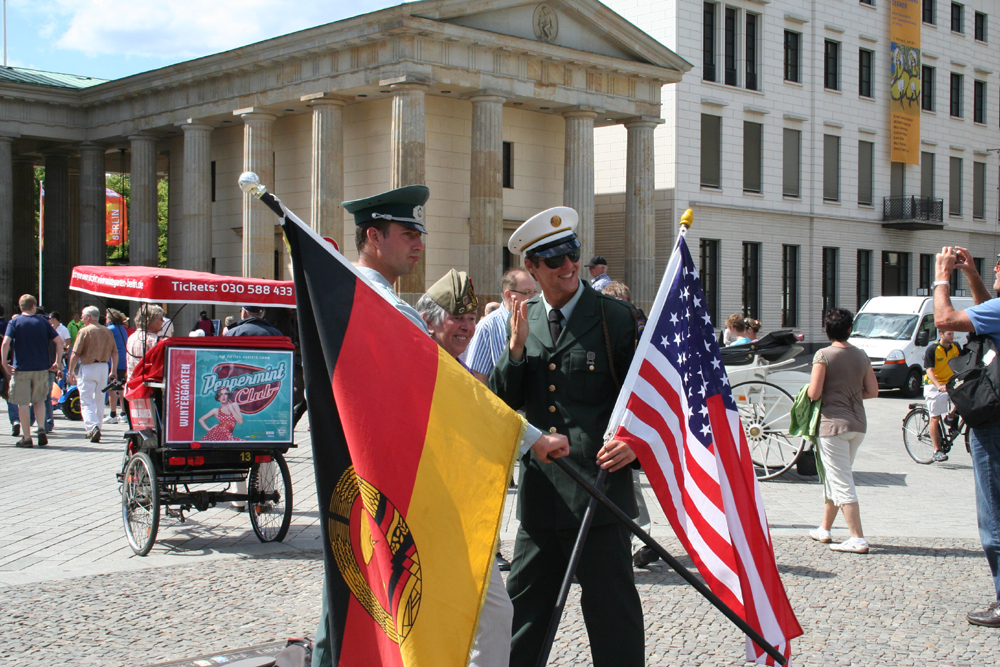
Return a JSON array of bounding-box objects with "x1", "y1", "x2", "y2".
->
[{"x1": 69, "y1": 265, "x2": 296, "y2": 308}]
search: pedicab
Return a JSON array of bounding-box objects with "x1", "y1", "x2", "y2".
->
[
  {"x1": 69, "y1": 265, "x2": 298, "y2": 556},
  {"x1": 721, "y1": 330, "x2": 812, "y2": 480}
]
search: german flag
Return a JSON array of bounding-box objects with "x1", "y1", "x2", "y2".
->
[{"x1": 282, "y1": 207, "x2": 525, "y2": 666}]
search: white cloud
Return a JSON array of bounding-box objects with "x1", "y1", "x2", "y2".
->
[{"x1": 52, "y1": 0, "x2": 395, "y2": 59}]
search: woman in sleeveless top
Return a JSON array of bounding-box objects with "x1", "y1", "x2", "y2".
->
[
  {"x1": 807, "y1": 308, "x2": 879, "y2": 554},
  {"x1": 198, "y1": 387, "x2": 244, "y2": 441}
]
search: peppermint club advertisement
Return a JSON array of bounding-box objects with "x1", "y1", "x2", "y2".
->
[{"x1": 165, "y1": 347, "x2": 294, "y2": 446}]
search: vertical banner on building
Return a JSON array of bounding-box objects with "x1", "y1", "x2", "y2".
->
[
  {"x1": 106, "y1": 187, "x2": 128, "y2": 246},
  {"x1": 39, "y1": 185, "x2": 45, "y2": 299},
  {"x1": 890, "y1": 0, "x2": 921, "y2": 164}
]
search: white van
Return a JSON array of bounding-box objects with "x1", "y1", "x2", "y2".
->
[{"x1": 849, "y1": 296, "x2": 973, "y2": 397}]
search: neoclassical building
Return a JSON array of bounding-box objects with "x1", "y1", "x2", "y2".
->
[{"x1": 0, "y1": 0, "x2": 689, "y2": 326}]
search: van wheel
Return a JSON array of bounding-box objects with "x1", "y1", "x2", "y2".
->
[{"x1": 902, "y1": 368, "x2": 922, "y2": 398}]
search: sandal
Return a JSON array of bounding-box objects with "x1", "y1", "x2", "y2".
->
[{"x1": 15, "y1": 438, "x2": 33, "y2": 448}]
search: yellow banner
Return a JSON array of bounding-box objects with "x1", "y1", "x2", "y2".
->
[{"x1": 890, "y1": 0, "x2": 921, "y2": 164}]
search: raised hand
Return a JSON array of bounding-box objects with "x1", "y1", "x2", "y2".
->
[{"x1": 509, "y1": 300, "x2": 530, "y2": 362}]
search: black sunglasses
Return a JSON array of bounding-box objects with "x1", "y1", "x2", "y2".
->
[{"x1": 536, "y1": 249, "x2": 581, "y2": 269}]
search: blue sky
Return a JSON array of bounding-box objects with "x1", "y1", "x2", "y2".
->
[{"x1": 3, "y1": 0, "x2": 401, "y2": 81}]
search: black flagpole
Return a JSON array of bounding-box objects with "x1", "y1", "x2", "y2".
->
[
  {"x1": 534, "y1": 467, "x2": 607, "y2": 667},
  {"x1": 550, "y1": 457, "x2": 787, "y2": 666}
]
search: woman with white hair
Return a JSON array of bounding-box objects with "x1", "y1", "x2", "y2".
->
[{"x1": 126, "y1": 304, "x2": 165, "y2": 381}]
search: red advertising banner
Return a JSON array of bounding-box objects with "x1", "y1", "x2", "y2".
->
[
  {"x1": 166, "y1": 348, "x2": 198, "y2": 443},
  {"x1": 70, "y1": 265, "x2": 296, "y2": 307},
  {"x1": 106, "y1": 187, "x2": 128, "y2": 246},
  {"x1": 128, "y1": 398, "x2": 157, "y2": 431}
]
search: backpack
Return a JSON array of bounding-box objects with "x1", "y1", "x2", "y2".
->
[{"x1": 946, "y1": 333, "x2": 1000, "y2": 428}]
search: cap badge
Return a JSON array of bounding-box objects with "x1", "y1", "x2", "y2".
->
[
  {"x1": 413, "y1": 205, "x2": 425, "y2": 222},
  {"x1": 550, "y1": 215, "x2": 562, "y2": 227}
]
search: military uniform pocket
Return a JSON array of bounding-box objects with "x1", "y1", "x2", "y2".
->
[{"x1": 567, "y1": 349, "x2": 610, "y2": 403}]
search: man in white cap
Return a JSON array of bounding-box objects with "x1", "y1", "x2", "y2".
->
[{"x1": 490, "y1": 207, "x2": 644, "y2": 666}]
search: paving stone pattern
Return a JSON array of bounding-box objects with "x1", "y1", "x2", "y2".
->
[{"x1": 2, "y1": 396, "x2": 999, "y2": 665}]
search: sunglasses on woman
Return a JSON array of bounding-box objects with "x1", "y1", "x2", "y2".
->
[{"x1": 535, "y1": 249, "x2": 581, "y2": 269}]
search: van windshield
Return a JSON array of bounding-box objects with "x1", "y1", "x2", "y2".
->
[{"x1": 851, "y1": 313, "x2": 918, "y2": 340}]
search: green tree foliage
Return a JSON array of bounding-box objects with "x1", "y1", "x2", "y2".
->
[{"x1": 157, "y1": 178, "x2": 169, "y2": 267}]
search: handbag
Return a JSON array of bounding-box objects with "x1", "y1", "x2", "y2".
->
[{"x1": 947, "y1": 333, "x2": 1000, "y2": 428}]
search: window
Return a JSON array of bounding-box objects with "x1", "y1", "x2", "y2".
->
[
  {"x1": 891, "y1": 162, "x2": 906, "y2": 197},
  {"x1": 502, "y1": 142, "x2": 513, "y2": 189},
  {"x1": 858, "y1": 141, "x2": 874, "y2": 205},
  {"x1": 920, "y1": 253, "x2": 933, "y2": 293},
  {"x1": 742, "y1": 242, "x2": 760, "y2": 319},
  {"x1": 783, "y1": 128, "x2": 801, "y2": 197},
  {"x1": 210, "y1": 160, "x2": 216, "y2": 203},
  {"x1": 975, "y1": 80, "x2": 987, "y2": 123},
  {"x1": 784, "y1": 31, "x2": 801, "y2": 83},
  {"x1": 857, "y1": 250, "x2": 872, "y2": 310},
  {"x1": 882, "y1": 251, "x2": 910, "y2": 296},
  {"x1": 951, "y1": 268, "x2": 963, "y2": 295},
  {"x1": 823, "y1": 134, "x2": 841, "y2": 201},
  {"x1": 743, "y1": 121, "x2": 763, "y2": 193},
  {"x1": 921, "y1": 152, "x2": 936, "y2": 198},
  {"x1": 924, "y1": 0, "x2": 936, "y2": 25},
  {"x1": 745, "y1": 13, "x2": 759, "y2": 90},
  {"x1": 782, "y1": 245, "x2": 799, "y2": 327},
  {"x1": 950, "y1": 156, "x2": 963, "y2": 215},
  {"x1": 701, "y1": 114, "x2": 722, "y2": 188},
  {"x1": 822, "y1": 248, "x2": 839, "y2": 315},
  {"x1": 952, "y1": 3, "x2": 964, "y2": 33},
  {"x1": 700, "y1": 239, "x2": 720, "y2": 325},
  {"x1": 725, "y1": 7, "x2": 738, "y2": 86},
  {"x1": 703, "y1": 2, "x2": 717, "y2": 82},
  {"x1": 859, "y1": 49, "x2": 874, "y2": 98},
  {"x1": 974, "y1": 161, "x2": 986, "y2": 219},
  {"x1": 951, "y1": 73, "x2": 963, "y2": 117},
  {"x1": 860, "y1": 0, "x2": 874, "y2": 5},
  {"x1": 922, "y1": 66, "x2": 935, "y2": 111},
  {"x1": 975, "y1": 11, "x2": 987, "y2": 41},
  {"x1": 824, "y1": 41, "x2": 840, "y2": 90},
  {"x1": 975, "y1": 257, "x2": 985, "y2": 278}
]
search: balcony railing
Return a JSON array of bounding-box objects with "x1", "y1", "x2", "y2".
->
[{"x1": 882, "y1": 196, "x2": 944, "y2": 229}]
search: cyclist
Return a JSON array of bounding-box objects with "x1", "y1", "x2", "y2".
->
[{"x1": 924, "y1": 329, "x2": 960, "y2": 462}]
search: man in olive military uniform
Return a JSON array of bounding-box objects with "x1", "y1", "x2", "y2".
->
[{"x1": 490, "y1": 207, "x2": 644, "y2": 666}]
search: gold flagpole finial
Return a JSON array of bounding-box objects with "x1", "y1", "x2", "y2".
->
[{"x1": 679, "y1": 208, "x2": 693, "y2": 235}]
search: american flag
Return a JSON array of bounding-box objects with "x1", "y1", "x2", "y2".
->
[{"x1": 606, "y1": 231, "x2": 802, "y2": 665}]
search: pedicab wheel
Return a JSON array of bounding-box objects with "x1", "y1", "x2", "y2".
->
[
  {"x1": 60, "y1": 386, "x2": 82, "y2": 421},
  {"x1": 247, "y1": 451, "x2": 292, "y2": 543},
  {"x1": 122, "y1": 452, "x2": 159, "y2": 556},
  {"x1": 731, "y1": 380, "x2": 803, "y2": 480},
  {"x1": 902, "y1": 408, "x2": 936, "y2": 464}
]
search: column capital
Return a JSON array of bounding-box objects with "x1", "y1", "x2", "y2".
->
[
  {"x1": 464, "y1": 89, "x2": 507, "y2": 104},
  {"x1": 300, "y1": 92, "x2": 351, "y2": 107},
  {"x1": 128, "y1": 132, "x2": 160, "y2": 143},
  {"x1": 234, "y1": 108, "x2": 278, "y2": 123},
  {"x1": 562, "y1": 108, "x2": 600, "y2": 119},
  {"x1": 177, "y1": 120, "x2": 215, "y2": 133},
  {"x1": 40, "y1": 147, "x2": 73, "y2": 158},
  {"x1": 77, "y1": 141, "x2": 108, "y2": 153},
  {"x1": 622, "y1": 116, "x2": 664, "y2": 129},
  {"x1": 0, "y1": 134, "x2": 18, "y2": 143},
  {"x1": 380, "y1": 74, "x2": 431, "y2": 90}
]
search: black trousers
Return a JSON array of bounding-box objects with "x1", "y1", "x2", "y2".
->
[{"x1": 506, "y1": 522, "x2": 645, "y2": 667}]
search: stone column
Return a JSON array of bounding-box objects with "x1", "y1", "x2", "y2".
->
[
  {"x1": 78, "y1": 144, "x2": 106, "y2": 297},
  {"x1": 11, "y1": 158, "x2": 35, "y2": 306},
  {"x1": 468, "y1": 94, "x2": 505, "y2": 311},
  {"x1": 563, "y1": 110, "x2": 598, "y2": 262},
  {"x1": 130, "y1": 134, "x2": 159, "y2": 267},
  {"x1": 68, "y1": 167, "x2": 80, "y2": 315},
  {"x1": 385, "y1": 76, "x2": 428, "y2": 303},
  {"x1": 181, "y1": 123, "x2": 213, "y2": 274},
  {"x1": 624, "y1": 119, "x2": 658, "y2": 312},
  {"x1": 0, "y1": 136, "x2": 14, "y2": 313},
  {"x1": 42, "y1": 150, "x2": 71, "y2": 315},
  {"x1": 302, "y1": 95, "x2": 346, "y2": 242},
  {"x1": 238, "y1": 110, "x2": 276, "y2": 279}
]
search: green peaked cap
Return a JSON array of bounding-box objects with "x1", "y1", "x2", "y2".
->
[
  {"x1": 427, "y1": 269, "x2": 478, "y2": 316},
  {"x1": 341, "y1": 185, "x2": 430, "y2": 233}
]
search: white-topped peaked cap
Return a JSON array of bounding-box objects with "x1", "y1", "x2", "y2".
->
[{"x1": 507, "y1": 206, "x2": 581, "y2": 258}]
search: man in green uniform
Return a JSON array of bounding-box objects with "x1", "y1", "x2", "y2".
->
[{"x1": 490, "y1": 207, "x2": 645, "y2": 666}]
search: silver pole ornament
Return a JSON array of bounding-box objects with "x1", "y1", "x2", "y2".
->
[{"x1": 238, "y1": 171, "x2": 266, "y2": 198}]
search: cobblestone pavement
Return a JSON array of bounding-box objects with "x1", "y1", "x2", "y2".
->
[{"x1": 2, "y1": 395, "x2": 998, "y2": 665}]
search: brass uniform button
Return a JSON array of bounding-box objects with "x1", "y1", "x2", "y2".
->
[
  {"x1": 548, "y1": 405, "x2": 556, "y2": 413},
  {"x1": 549, "y1": 427, "x2": 558, "y2": 434},
  {"x1": 549, "y1": 385, "x2": 556, "y2": 392},
  {"x1": 548, "y1": 363, "x2": 556, "y2": 371},
  {"x1": 589, "y1": 365, "x2": 595, "y2": 371}
]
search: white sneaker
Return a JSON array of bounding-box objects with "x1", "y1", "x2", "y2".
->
[
  {"x1": 117, "y1": 414, "x2": 128, "y2": 424},
  {"x1": 102, "y1": 415, "x2": 116, "y2": 424},
  {"x1": 830, "y1": 538, "x2": 869, "y2": 554},
  {"x1": 809, "y1": 528, "x2": 833, "y2": 543}
]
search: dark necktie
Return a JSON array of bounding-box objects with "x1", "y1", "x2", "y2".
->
[{"x1": 548, "y1": 308, "x2": 563, "y2": 344}]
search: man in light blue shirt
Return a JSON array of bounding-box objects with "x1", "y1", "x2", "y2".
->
[
  {"x1": 586, "y1": 255, "x2": 611, "y2": 292},
  {"x1": 467, "y1": 268, "x2": 537, "y2": 384},
  {"x1": 934, "y1": 246, "x2": 1000, "y2": 628}
]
